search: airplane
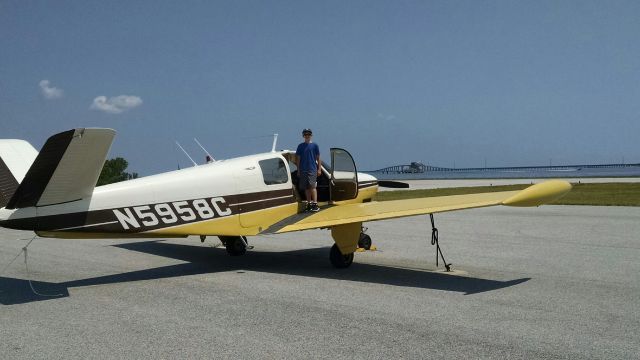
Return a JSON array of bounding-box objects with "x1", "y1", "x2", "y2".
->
[{"x1": 0, "y1": 128, "x2": 572, "y2": 269}]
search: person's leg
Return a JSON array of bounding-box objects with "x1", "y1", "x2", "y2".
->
[
  {"x1": 299, "y1": 173, "x2": 311, "y2": 210},
  {"x1": 307, "y1": 172, "x2": 317, "y2": 203},
  {"x1": 308, "y1": 172, "x2": 319, "y2": 211}
]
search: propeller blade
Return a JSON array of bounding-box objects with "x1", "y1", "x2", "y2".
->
[{"x1": 377, "y1": 180, "x2": 410, "y2": 189}]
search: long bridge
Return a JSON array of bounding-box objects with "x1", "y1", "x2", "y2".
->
[{"x1": 371, "y1": 162, "x2": 640, "y2": 174}]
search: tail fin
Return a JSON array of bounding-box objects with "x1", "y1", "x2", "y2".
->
[
  {"x1": 0, "y1": 140, "x2": 39, "y2": 208},
  {"x1": 5, "y1": 128, "x2": 116, "y2": 209}
]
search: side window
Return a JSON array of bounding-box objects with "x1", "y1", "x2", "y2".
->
[
  {"x1": 283, "y1": 152, "x2": 297, "y2": 172},
  {"x1": 288, "y1": 160, "x2": 298, "y2": 173},
  {"x1": 258, "y1": 158, "x2": 289, "y2": 185}
]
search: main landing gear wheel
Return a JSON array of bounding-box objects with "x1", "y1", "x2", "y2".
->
[
  {"x1": 358, "y1": 233, "x2": 372, "y2": 250},
  {"x1": 329, "y1": 244, "x2": 354, "y2": 268},
  {"x1": 220, "y1": 236, "x2": 248, "y2": 256}
]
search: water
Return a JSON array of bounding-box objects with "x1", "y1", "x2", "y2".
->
[{"x1": 367, "y1": 166, "x2": 640, "y2": 180}]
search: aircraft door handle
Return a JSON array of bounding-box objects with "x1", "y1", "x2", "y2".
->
[{"x1": 244, "y1": 166, "x2": 255, "y2": 170}]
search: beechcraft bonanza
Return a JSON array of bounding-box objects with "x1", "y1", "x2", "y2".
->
[{"x1": 0, "y1": 128, "x2": 572, "y2": 268}]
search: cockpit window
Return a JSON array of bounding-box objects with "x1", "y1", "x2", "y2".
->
[{"x1": 258, "y1": 158, "x2": 289, "y2": 185}]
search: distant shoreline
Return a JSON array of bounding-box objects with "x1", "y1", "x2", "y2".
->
[
  {"x1": 375, "y1": 177, "x2": 640, "y2": 191},
  {"x1": 375, "y1": 182, "x2": 640, "y2": 206},
  {"x1": 375, "y1": 175, "x2": 640, "y2": 181},
  {"x1": 365, "y1": 164, "x2": 640, "y2": 181}
]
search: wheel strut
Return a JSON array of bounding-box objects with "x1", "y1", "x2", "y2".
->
[{"x1": 429, "y1": 213, "x2": 452, "y2": 272}]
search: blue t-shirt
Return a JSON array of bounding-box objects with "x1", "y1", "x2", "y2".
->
[{"x1": 296, "y1": 142, "x2": 320, "y2": 172}]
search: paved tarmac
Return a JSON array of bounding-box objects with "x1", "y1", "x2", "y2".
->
[{"x1": 1, "y1": 205, "x2": 639, "y2": 359}]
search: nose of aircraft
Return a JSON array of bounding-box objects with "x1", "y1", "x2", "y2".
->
[{"x1": 357, "y1": 172, "x2": 409, "y2": 188}]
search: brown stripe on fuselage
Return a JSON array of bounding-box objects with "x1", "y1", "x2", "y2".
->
[
  {"x1": 358, "y1": 181, "x2": 378, "y2": 189},
  {"x1": 228, "y1": 190, "x2": 296, "y2": 215},
  {"x1": 0, "y1": 188, "x2": 296, "y2": 233}
]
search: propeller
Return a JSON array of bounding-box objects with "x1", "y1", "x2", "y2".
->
[{"x1": 377, "y1": 180, "x2": 410, "y2": 189}]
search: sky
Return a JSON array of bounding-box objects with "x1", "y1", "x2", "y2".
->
[{"x1": 1, "y1": 0, "x2": 639, "y2": 175}]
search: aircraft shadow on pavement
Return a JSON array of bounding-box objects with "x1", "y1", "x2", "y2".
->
[{"x1": 1, "y1": 240, "x2": 529, "y2": 305}]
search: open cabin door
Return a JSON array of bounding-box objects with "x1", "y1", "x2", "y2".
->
[{"x1": 330, "y1": 148, "x2": 358, "y2": 202}]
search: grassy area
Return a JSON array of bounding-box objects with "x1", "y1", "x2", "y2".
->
[{"x1": 374, "y1": 182, "x2": 640, "y2": 206}]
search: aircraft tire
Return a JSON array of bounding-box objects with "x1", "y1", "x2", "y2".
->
[
  {"x1": 329, "y1": 244, "x2": 354, "y2": 268},
  {"x1": 358, "y1": 233, "x2": 372, "y2": 250},
  {"x1": 222, "y1": 236, "x2": 247, "y2": 256}
]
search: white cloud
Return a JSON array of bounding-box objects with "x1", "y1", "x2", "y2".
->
[
  {"x1": 90, "y1": 95, "x2": 143, "y2": 114},
  {"x1": 39, "y1": 80, "x2": 64, "y2": 99},
  {"x1": 377, "y1": 113, "x2": 396, "y2": 122}
]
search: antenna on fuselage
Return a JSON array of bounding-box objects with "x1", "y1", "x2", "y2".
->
[
  {"x1": 194, "y1": 138, "x2": 215, "y2": 162},
  {"x1": 175, "y1": 141, "x2": 198, "y2": 167},
  {"x1": 271, "y1": 133, "x2": 279, "y2": 152}
]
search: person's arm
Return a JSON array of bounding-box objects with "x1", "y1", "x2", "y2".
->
[
  {"x1": 316, "y1": 150, "x2": 321, "y2": 176},
  {"x1": 295, "y1": 155, "x2": 300, "y2": 171}
]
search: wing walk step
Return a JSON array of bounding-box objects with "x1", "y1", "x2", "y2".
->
[{"x1": 261, "y1": 205, "x2": 334, "y2": 234}]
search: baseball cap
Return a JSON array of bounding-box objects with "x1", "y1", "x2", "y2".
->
[{"x1": 302, "y1": 128, "x2": 312, "y2": 135}]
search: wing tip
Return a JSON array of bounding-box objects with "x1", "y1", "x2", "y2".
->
[{"x1": 502, "y1": 180, "x2": 572, "y2": 207}]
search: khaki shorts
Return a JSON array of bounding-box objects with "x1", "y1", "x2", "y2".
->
[{"x1": 299, "y1": 171, "x2": 317, "y2": 191}]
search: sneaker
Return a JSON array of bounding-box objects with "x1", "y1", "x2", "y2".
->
[{"x1": 309, "y1": 203, "x2": 320, "y2": 212}]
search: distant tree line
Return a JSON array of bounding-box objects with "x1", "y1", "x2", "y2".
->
[{"x1": 97, "y1": 157, "x2": 138, "y2": 186}]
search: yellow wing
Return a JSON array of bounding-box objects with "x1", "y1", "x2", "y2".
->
[{"x1": 264, "y1": 180, "x2": 572, "y2": 234}]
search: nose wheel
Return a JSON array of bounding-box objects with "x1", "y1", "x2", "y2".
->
[{"x1": 358, "y1": 228, "x2": 372, "y2": 250}]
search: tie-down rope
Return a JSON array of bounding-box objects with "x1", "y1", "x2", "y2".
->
[{"x1": 0, "y1": 235, "x2": 63, "y2": 297}]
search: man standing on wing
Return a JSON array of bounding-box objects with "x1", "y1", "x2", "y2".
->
[{"x1": 296, "y1": 128, "x2": 321, "y2": 212}]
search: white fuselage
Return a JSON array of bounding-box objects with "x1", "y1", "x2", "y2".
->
[{"x1": 0, "y1": 151, "x2": 378, "y2": 237}]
